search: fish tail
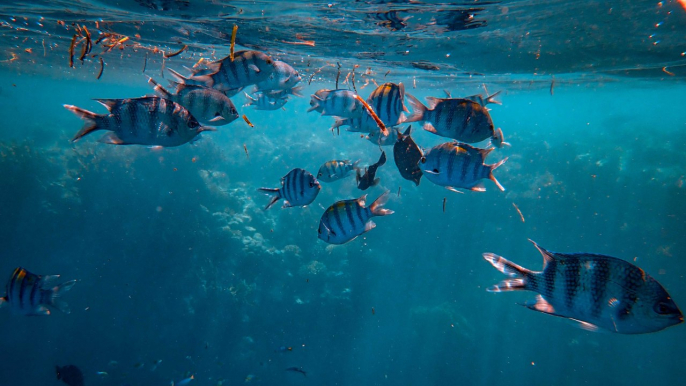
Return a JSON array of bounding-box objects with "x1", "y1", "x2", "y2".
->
[
  {"x1": 492, "y1": 128, "x2": 511, "y2": 148},
  {"x1": 64, "y1": 105, "x2": 102, "y2": 142},
  {"x1": 351, "y1": 159, "x2": 361, "y2": 171},
  {"x1": 48, "y1": 279, "x2": 77, "y2": 314},
  {"x1": 489, "y1": 157, "x2": 508, "y2": 192},
  {"x1": 258, "y1": 188, "x2": 281, "y2": 210},
  {"x1": 369, "y1": 190, "x2": 394, "y2": 216},
  {"x1": 486, "y1": 90, "x2": 503, "y2": 105},
  {"x1": 377, "y1": 150, "x2": 387, "y2": 166},
  {"x1": 289, "y1": 85, "x2": 304, "y2": 97},
  {"x1": 403, "y1": 93, "x2": 426, "y2": 123},
  {"x1": 168, "y1": 68, "x2": 212, "y2": 87},
  {"x1": 147, "y1": 76, "x2": 172, "y2": 99},
  {"x1": 483, "y1": 253, "x2": 530, "y2": 292}
]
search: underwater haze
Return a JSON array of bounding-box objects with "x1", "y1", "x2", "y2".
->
[{"x1": 1, "y1": 1, "x2": 686, "y2": 386}]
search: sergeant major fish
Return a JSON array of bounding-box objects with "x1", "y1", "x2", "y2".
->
[
  {"x1": 65, "y1": 97, "x2": 215, "y2": 147},
  {"x1": 356, "y1": 151, "x2": 387, "y2": 190},
  {"x1": 405, "y1": 94, "x2": 507, "y2": 148},
  {"x1": 308, "y1": 89, "x2": 364, "y2": 118},
  {"x1": 366, "y1": 82, "x2": 408, "y2": 127},
  {"x1": 253, "y1": 60, "x2": 301, "y2": 94},
  {"x1": 259, "y1": 168, "x2": 321, "y2": 210},
  {"x1": 168, "y1": 50, "x2": 275, "y2": 93},
  {"x1": 147, "y1": 77, "x2": 239, "y2": 126},
  {"x1": 317, "y1": 160, "x2": 360, "y2": 183},
  {"x1": 483, "y1": 240, "x2": 684, "y2": 334},
  {"x1": 244, "y1": 92, "x2": 289, "y2": 111},
  {"x1": 318, "y1": 191, "x2": 394, "y2": 245},
  {"x1": 393, "y1": 126, "x2": 423, "y2": 186},
  {"x1": 0, "y1": 267, "x2": 76, "y2": 316},
  {"x1": 419, "y1": 142, "x2": 506, "y2": 193}
]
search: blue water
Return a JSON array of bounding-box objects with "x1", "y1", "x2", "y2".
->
[{"x1": 1, "y1": 1, "x2": 686, "y2": 386}]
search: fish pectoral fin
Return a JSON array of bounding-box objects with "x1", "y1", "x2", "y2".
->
[
  {"x1": 32, "y1": 306, "x2": 51, "y2": 316},
  {"x1": 0, "y1": 296, "x2": 6, "y2": 308},
  {"x1": 248, "y1": 64, "x2": 261, "y2": 73},
  {"x1": 364, "y1": 220, "x2": 376, "y2": 232},
  {"x1": 424, "y1": 170, "x2": 439, "y2": 175},
  {"x1": 282, "y1": 200, "x2": 292, "y2": 208},
  {"x1": 467, "y1": 182, "x2": 486, "y2": 192},
  {"x1": 445, "y1": 186, "x2": 464, "y2": 194},
  {"x1": 98, "y1": 132, "x2": 126, "y2": 145},
  {"x1": 209, "y1": 116, "x2": 227, "y2": 123},
  {"x1": 569, "y1": 318, "x2": 601, "y2": 333},
  {"x1": 422, "y1": 122, "x2": 437, "y2": 134},
  {"x1": 523, "y1": 295, "x2": 557, "y2": 315}
]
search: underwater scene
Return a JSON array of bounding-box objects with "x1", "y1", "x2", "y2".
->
[{"x1": 1, "y1": 1, "x2": 686, "y2": 385}]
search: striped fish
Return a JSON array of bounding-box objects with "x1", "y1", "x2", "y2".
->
[
  {"x1": 393, "y1": 126, "x2": 423, "y2": 186},
  {"x1": 405, "y1": 94, "x2": 507, "y2": 147},
  {"x1": 244, "y1": 92, "x2": 289, "y2": 111},
  {"x1": 365, "y1": 126, "x2": 398, "y2": 147},
  {"x1": 65, "y1": 97, "x2": 215, "y2": 147},
  {"x1": 332, "y1": 114, "x2": 376, "y2": 134},
  {"x1": 253, "y1": 60, "x2": 301, "y2": 94},
  {"x1": 318, "y1": 191, "x2": 394, "y2": 245},
  {"x1": 484, "y1": 240, "x2": 684, "y2": 334},
  {"x1": 168, "y1": 50, "x2": 275, "y2": 93},
  {"x1": 356, "y1": 151, "x2": 387, "y2": 190},
  {"x1": 317, "y1": 160, "x2": 360, "y2": 183},
  {"x1": 0, "y1": 267, "x2": 76, "y2": 316},
  {"x1": 366, "y1": 82, "x2": 408, "y2": 127},
  {"x1": 259, "y1": 168, "x2": 321, "y2": 210},
  {"x1": 419, "y1": 142, "x2": 506, "y2": 192},
  {"x1": 308, "y1": 89, "x2": 364, "y2": 118},
  {"x1": 148, "y1": 77, "x2": 239, "y2": 126}
]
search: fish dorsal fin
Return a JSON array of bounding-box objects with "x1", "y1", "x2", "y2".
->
[
  {"x1": 529, "y1": 239, "x2": 555, "y2": 269},
  {"x1": 357, "y1": 194, "x2": 368, "y2": 206},
  {"x1": 94, "y1": 99, "x2": 119, "y2": 111},
  {"x1": 402, "y1": 125, "x2": 412, "y2": 136},
  {"x1": 478, "y1": 147, "x2": 495, "y2": 159},
  {"x1": 425, "y1": 96, "x2": 442, "y2": 109},
  {"x1": 523, "y1": 294, "x2": 557, "y2": 315}
]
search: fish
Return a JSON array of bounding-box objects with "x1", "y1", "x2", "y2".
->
[
  {"x1": 368, "y1": 10, "x2": 411, "y2": 31},
  {"x1": 356, "y1": 151, "x2": 387, "y2": 190},
  {"x1": 0, "y1": 267, "x2": 76, "y2": 316},
  {"x1": 253, "y1": 60, "x2": 301, "y2": 94},
  {"x1": 172, "y1": 375, "x2": 194, "y2": 386},
  {"x1": 307, "y1": 89, "x2": 364, "y2": 118},
  {"x1": 393, "y1": 126, "x2": 423, "y2": 186},
  {"x1": 365, "y1": 126, "x2": 398, "y2": 147},
  {"x1": 148, "y1": 77, "x2": 239, "y2": 126},
  {"x1": 365, "y1": 82, "x2": 408, "y2": 127},
  {"x1": 65, "y1": 97, "x2": 216, "y2": 147},
  {"x1": 56, "y1": 365, "x2": 84, "y2": 386},
  {"x1": 483, "y1": 240, "x2": 684, "y2": 334},
  {"x1": 275, "y1": 346, "x2": 293, "y2": 352},
  {"x1": 285, "y1": 367, "x2": 307, "y2": 376},
  {"x1": 317, "y1": 160, "x2": 360, "y2": 183},
  {"x1": 318, "y1": 191, "x2": 394, "y2": 245},
  {"x1": 405, "y1": 94, "x2": 508, "y2": 147},
  {"x1": 259, "y1": 168, "x2": 321, "y2": 210},
  {"x1": 243, "y1": 92, "x2": 289, "y2": 110},
  {"x1": 419, "y1": 142, "x2": 507, "y2": 193},
  {"x1": 168, "y1": 50, "x2": 275, "y2": 93},
  {"x1": 332, "y1": 114, "x2": 377, "y2": 133}
]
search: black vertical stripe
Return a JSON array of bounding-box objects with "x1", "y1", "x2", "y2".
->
[
  {"x1": 543, "y1": 259, "x2": 557, "y2": 299},
  {"x1": 460, "y1": 149, "x2": 470, "y2": 183},
  {"x1": 563, "y1": 258, "x2": 580, "y2": 310},
  {"x1": 345, "y1": 203, "x2": 356, "y2": 231},
  {"x1": 590, "y1": 259, "x2": 610, "y2": 318},
  {"x1": 298, "y1": 169, "x2": 305, "y2": 199},
  {"x1": 8, "y1": 268, "x2": 20, "y2": 301},
  {"x1": 355, "y1": 201, "x2": 365, "y2": 227},
  {"x1": 333, "y1": 205, "x2": 346, "y2": 236},
  {"x1": 18, "y1": 272, "x2": 27, "y2": 309},
  {"x1": 617, "y1": 265, "x2": 641, "y2": 320},
  {"x1": 446, "y1": 146, "x2": 456, "y2": 181},
  {"x1": 29, "y1": 277, "x2": 39, "y2": 308}
]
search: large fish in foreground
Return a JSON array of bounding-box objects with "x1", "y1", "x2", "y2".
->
[
  {"x1": 366, "y1": 82, "x2": 408, "y2": 127},
  {"x1": 259, "y1": 168, "x2": 321, "y2": 210},
  {"x1": 393, "y1": 126, "x2": 423, "y2": 186},
  {"x1": 0, "y1": 267, "x2": 76, "y2": 316},
  {"x1": 318, "y1": 191, "x2": 394, "y2": 244},
  {"x1": 65, "y1": 97, "x2": 215, "y2": 146},
  {"x1": 419, "y1": 142, "x2": 506, "y2": 192},
  {"x1": 483, "y1": 240, "x2": 683, "y2": 334},
  {"x1": 405, "y1": 94, "x2": 507, "y2": 147}
]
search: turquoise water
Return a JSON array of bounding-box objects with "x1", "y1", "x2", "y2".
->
[{"x1": 1, "y1": 1, "x2": 686, "y2": 385}]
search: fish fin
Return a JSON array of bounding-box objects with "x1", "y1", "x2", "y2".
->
[
  {"x1": 443, "y1": 89, "x2": 452, "y2": 98},
  {"x1": 98, "y1": 132, "x2": 125, "y2": 145},
  {"x1": 488, "y1": 157, "x2": 508, "y2": 191},
  {"x1": 33, "y1": 306, "x2": 51, "y2": 316},
  {"x1": 523, "y1": 294, "x2": 556, "y2": 314},
  {"x1": 491, "y1": 128, "x2": 510, "y2": 148},
  {"x1": 147, "y1": 76, "x2": 172, "y2": 99},
  {"x1": 403, "y1": 93, "x2": 426, "y2": 123},
  {"x1": 569, "y1": 318, "x2": 601, "y2": 332},
  {"x1": 424, "y1": 169, "x2": 439, "y2": 175},
  {"x1": 356, "y1": 194, "x2": 368, "y2": 206},
  {"x1": 422, "y1": 122, "x2": 437, "y2": 134},
  {"x1": 467, "y1": 182, "x2": 486, "y2": 192},
  {"x1": 94, "y1": 99, "x2": 119, "y2": 111},
  {"x1": 248, "y1": 64, "x2": 261, "y2": 73},
  {"x1": 282, "y1": 200, "x2": 292, "y2": 208},
  {"x1": 289, "y1": 86, "x2": 304, "y2": 97},
  {"x1": 372, "y1": 178, "x2": 380, "y2": 186},
  {"x1": 486, "y1": 90, "x2": 503, "y2": 105},
  {"x1": 478, "y1": 147, "x2": 495, "y2": 159},
  {"x1": 49, "y1": 279, "x2": 77, "y2": 314},
  {"x1": 528, "y1": 239, "x2": 556, "y2": 269},
  {"x1": 64, "y1": 104, "x2": 102, "y2": 142},
  {"x1": 378, "y1": 150, "x2": 387, "y2": 166},
  {"x1": 352, "y1": 159, "x2": 361, "y2": 170},
  {"x1": 244, "y1": 92, "x2": 257, "y2": 102},
  {"x1": 198, "y1": 126, "x2": 217, "y2": 133},
  {"x1": 483, "y1": 252, "x2": 532, "y2": 292},
  {"x1": 0, "y1": 296, "x2": 6, "y2": 308},
  {"x1": 445, "y1": 186, "x2": 464, "y2": 194},
  {"x1": 306, "y1": 104, "x2": 319, "y2": 113},
  {"x1": 412, "y1": 175, "x2": 422, "y2": 186},
  {"x1": 258, "y1": 188, "x2": 281, "y2": 210},
  {"x1": 209, "y1": 116, "x2": 227, "y2": 123},
  {"x1": 167, "y1": 68, "x2": 191, "y2": 84},
  {"x1": 369, "y1": 191, "x2": 394, "y2": 216},
  {"x1": 425, "y1": 96, "x2": 442, "y2": 109},
  {"x1": 364, "y1": 220, "x2": 376, "y2": 232}
]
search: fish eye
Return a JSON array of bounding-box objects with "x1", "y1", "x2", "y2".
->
[
  {"x1": 317, "y1": 227, "x2": 321, "y2": 234},
  {"x1": 215, "y1": 112, "x2": 221, "y2": 117},
  {"x1": 420, "y1": 157, "x2": 426, "y2": 164},
  {"x1": 433, "y1": 168, "x2": 438, "y2": 173},
  {"x1": 654, "y1": 301, "x2": 675, "y2": 315}
]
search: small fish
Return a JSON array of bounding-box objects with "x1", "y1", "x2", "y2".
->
[
  {"x1": 550, "y1": 75, "x2": 555, "y2": 95},
  {"x1": 148, "y1": 77, "x2": 239, "y2": 126},
  {"x1": 372, "y1": 307, "x2": 375, "y2": 315},
  {"x1": 56, "y1": 365, "x2": 84, "y2": 386},
  {"x1": 0, "y1": 267, "x2": 76, "y2": 315},
  {"x1": 368, "y1": 10, "x2": 411, "y2": 31},
  {"x1": 307, "y1": 89, "x2": 364, "y2": 118},
  {"x1": 151, "y1": 359, "x2": 162, "y2": 371},
  {"x1": 65, "y1": 97, "x2": 215, "y2": 147},
  {"x1": 411, "y1": 61, "x2": 440, "y2": 71},
  {"x1": 253, "y1": 60, "x2": 301, "y2": 94},
  {"x1": 405, "y1": 94, "x2": 508, "y2": 147},
  {"x1": 365, "y1": 126, "x2": 398, "y2": 147},
  {"x1": 243, "y1": 144, "x2": 249, "y2": 160},
  {"x1": 259, "y1": 168, "x2": 321, "y2": 210},
  {"x1": 244, "y1": 374, "x2": 256, "y2": 382},
  {"x1": 285, "y1": 367, "x2": 307, "y2": 377},
  {"x1": 365, "y1": 82, "x2": 408, "y2": 127},
  {"x1": 275, "y1": 346, "x2": 293, "y2": 352},
  {"x1": 356, "y1": 151, "x2": 386, "y2": 190},
  {"x1": 317, "y1": 160, "x2": 360, "y2": 183},
  {"x1": 168, "y1": 50, "x2": 275, "y2": 92},
  {"x1": 393, "y1": 126, "x2": 423, "y2": 186},
  {"x1": 243, "y1": 92, "x2": 289, "y2": 111},
  {"x1": 483, "y1": 240, "x2": 684, "y2": 334},
  {"x1": 172, "y1": 375, "x2": 194, "y2": 386},
  {"x1": 318, "y1": 191, "x2": 394, "y2": 245},
  {"x1": 96, "y1": 371, "x2": 108, "y2": 377},
  {"x1": 164, "y1": 44, "x2": 187, "y2": 58},
  {"x1": 419, "y1": 142, "x2": 507, "y2": 193},
  {"x1": 442, "y1": 197, "x2": 446, "y2": 212}
]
